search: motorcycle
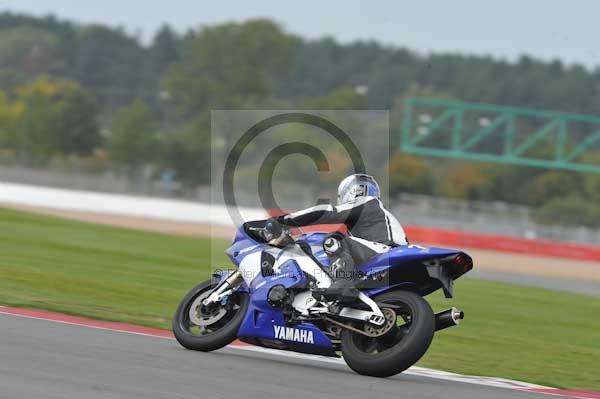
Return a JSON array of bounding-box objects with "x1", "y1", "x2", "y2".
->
[{"x1": 173, "y1": 219, "x2": 473, "y2": 377}]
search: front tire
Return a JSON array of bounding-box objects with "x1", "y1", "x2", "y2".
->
[
  {"x1": 172, "y1": 278, "x2": 248, "y2": 352},
  {"x1": 340, "y1": 290, "x2": 435, "y2": 377}
]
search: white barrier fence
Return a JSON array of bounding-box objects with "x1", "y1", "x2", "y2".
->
[
  {"x1": 3, "y1": 181, "x2": 599, "y2": 246},
  {"x1": 0, "y1": 182, "x2": 267, "y2": 227}
]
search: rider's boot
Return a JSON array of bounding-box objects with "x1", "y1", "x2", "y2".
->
[{"x1": 312, "y1": 254, "x2": 359, "y2": 304}]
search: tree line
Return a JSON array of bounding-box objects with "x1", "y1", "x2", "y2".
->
[{"x1": 0, "y1": 12, "x2": 598, "y2": 227}]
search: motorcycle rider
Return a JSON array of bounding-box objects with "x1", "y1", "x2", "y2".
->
[{"x1": 267, "y1": 174, "x2": 408, "y2": 302}]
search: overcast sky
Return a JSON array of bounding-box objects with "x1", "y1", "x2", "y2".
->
[{"x1": 3, "y1": 0, "x2": 599, "y2": 69}]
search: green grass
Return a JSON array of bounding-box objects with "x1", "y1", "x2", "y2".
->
[
  {"x1": 1, "y1": 207, "x2": 599, "y2": 390},
  {"x1": 0, "y1": 207, "x2": 227, "y2": 327}
]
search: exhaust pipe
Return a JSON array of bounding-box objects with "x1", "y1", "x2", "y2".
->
[{"x1": 435, "y1": 307, "x2": 464, "y2": 331}]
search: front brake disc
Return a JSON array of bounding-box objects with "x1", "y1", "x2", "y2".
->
[{"x1": 189, "y1": 292, "x2": 227, "y2": 326}]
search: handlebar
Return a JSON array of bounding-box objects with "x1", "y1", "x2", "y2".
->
[
  {"x1": 248, "y1": 225, "x2": 293, "y2": 247},
  {"x1": 247, "y1": 225, "x2": 272, "y2": 239}
]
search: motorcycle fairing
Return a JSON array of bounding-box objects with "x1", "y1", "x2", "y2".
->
[
  {"x1": 236, "y1": 257, "x2": 335, "y2": 356},
  {"x1": 298, "y1": 232, "x2": 467, "y2": 298},
  {"x1": 226, "y1": 227, "x2": 270, "y2": 266},
  {"x1": 223, "y1": 224, "x2": 470, "y2": 356}
]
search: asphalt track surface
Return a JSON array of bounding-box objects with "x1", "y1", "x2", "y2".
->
[{"x1": 1, "y1": 312, "x2": 572, "y2": 399}]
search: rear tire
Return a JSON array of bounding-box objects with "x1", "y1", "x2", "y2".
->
[
  {"x1": 340, "y1": 290, "x2": 435, "y2": 377},
  {"x1": 172, "y1": 279, "x2": 248, "y2": 352}
]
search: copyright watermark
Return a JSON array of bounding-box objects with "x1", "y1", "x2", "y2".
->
[{"x1": 210, "y1": 110, "x2": 390, "y2": 278}]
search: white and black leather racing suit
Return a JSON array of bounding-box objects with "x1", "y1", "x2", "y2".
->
[{"x1": 276, "y1": 196, "x2": 408, "y2": 284}]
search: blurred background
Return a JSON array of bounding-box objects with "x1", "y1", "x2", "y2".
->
[
  {"x1": 1, "y1": 1, "x2": 600, "y2": 392},
  {"x1": 1, "y1": 1, "x2": 600, "y2": 244}
]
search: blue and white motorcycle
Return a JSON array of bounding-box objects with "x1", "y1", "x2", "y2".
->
[{"x1": 173, "y1": 220, "x2": 473, "y2": 377}]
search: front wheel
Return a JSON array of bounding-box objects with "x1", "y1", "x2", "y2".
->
[
  {"x1": 172, "y1": 278, "x2": 248, "y2": 352},
  {"x1": 340, "y1": 290, "x2": 435, "y2": 377}
]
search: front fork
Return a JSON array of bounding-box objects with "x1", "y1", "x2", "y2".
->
[{"x1": 202, "y1": 270, "x2": 243, "y2": 306}]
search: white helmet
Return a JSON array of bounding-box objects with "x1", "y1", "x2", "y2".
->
[{"x1": 337, "y1": 174, "x2": 380, "y2": 205}]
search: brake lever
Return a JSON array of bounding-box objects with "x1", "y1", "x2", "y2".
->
[{"x1": 248, "y1": 226, "x2": 274, "y2": 242}]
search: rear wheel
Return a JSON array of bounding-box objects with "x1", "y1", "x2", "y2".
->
[
  {"x1": 340, "y1": 290, "x2": 435, "y2": 377},
  {"x1": 172, "y1": 279, "x2": 248, "y2": 351}
]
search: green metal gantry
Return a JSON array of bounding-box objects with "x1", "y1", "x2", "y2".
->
[{"x1": 401, "y1": 97, "x2": 600, "y2": 173}]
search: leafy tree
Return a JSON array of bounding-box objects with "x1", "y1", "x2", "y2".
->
[
  {"x1": 159, "y1": 20, "x2": 299, "y2": 186},
  {"x1": 164, "y1": 19, "x2": 298, "y2": 118},
  {"x1": 108, "y1": 100, "x2": 160, "y2": 170},
  {"x1": 581, "y1": 152, "x2": 600, "y2": 202},
  {"x1": 14, "y1": 83, "x2": 60, "y2": 161},
  {"x1": 74, "y1": 25, "x2": 145, "y2": 107},
  {"x1": 14, "y1": 76, "x2": 99, "y2": 161},
  {"x1": 0, "y1": 90, "x2": 24, "y2": 149},
  {"x1": 389, "y1": 153, "x2": 435, "y2": 196},
  {"x1": 0, "y1": 12, "x2": 77, "y2": 82},
  {"x1": 0, "y1": 26, "x2": 61, "y2": 75},
  {"x1": 303, "y1": 86, "x2": 367, "y2": 109},
  {"x1": 146, "y1": 25, "x2": 180, "y2": 90},
  {"x1": 162, "y1": 122, "x2": 211, "y2": 186},
  {"x1": 439, "y1": 162, "x2": 493, "y2": 200},
  {"x1": 54, "y1": 88, "x2": 101, "y2": 154},
  {"x1": 527, "y1": 171, "x2": 581, "y2": 205}
]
